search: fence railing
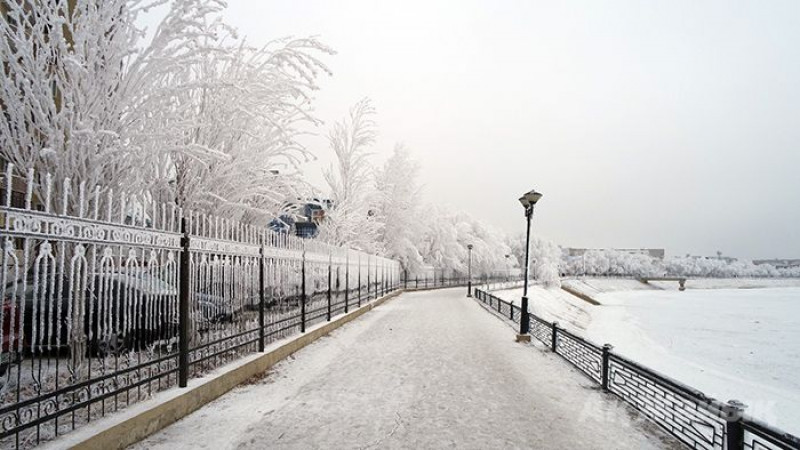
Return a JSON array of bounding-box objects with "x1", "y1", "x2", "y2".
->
[
  {"x1": 0, "y1": 166, "x2": 405, "y2": 449},
  {"x1": 472, "y1": 289, "x2": 800, "y2": 450}
]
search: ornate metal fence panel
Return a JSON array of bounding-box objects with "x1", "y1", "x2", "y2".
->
[
  {"x1": 529, "y1": 315, "x2": 552, "y2": 347},
  {"x1": 607, "y1": 354, "x2": 727, "y2": 450},
  {"x1": 742, "y1": 419, "x2": 800, "y2": 450},
  {"x1": 0, "y1": 166, "x2": 403, "y2": 449},
  {"x1": 185, "y1": 212, "x2": 264, "y2": 377},
  {"x1": 0, "y1": 167, "x2": 182, "y2": 449},
  {"x1": 554, "y1": 329, "x2": 603, "y2": 383}
]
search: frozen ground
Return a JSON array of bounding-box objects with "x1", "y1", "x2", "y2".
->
[
  {"x1": 132, "y1": 288, "x2": 676, "y2": 449},
  {"x1": 561, "y1": 276, "x2": 800, "y2": 295},
  {"x1": 590, "y1": 288, "x2": 800, "y2": 436},
  {"x1": 495, "y1": 281, "x2": 800, "y2": 436},
  {"x1": 651, "y1": 277, "x2": 800, "y2": 290}
]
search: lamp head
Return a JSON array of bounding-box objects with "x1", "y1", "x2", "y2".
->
[
  {"x1": 467, "y1": 244, "x2": 473, "y2": 250},
  {"x1": 524, "y1": 189, "x2": 543, "y2": 205},
  {"x1": 519, "y1": 189, "x2": 543, "y2": 209}
]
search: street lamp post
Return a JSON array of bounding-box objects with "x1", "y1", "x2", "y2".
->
[
  {"x1": 467, "y1": 244, "x2": 473, "y2": 297},
  {"x1": 518, "y1": 189, "x2": 543, "y2": 342}
]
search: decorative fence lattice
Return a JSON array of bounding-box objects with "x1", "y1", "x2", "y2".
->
[
  {"x1": 0, "y1": 166, "x2": 403, "y2": 449},
  {"x1": 472, "y1": 288, "x2": 800, "y2": 450},
  {"x1": 554, "y1": 328, "x2": 602, "y2": 384}
]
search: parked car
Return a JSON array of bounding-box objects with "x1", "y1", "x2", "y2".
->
[
  {"x1": 1, "y1": 270, "x2": 233, "y2": 357},
  {"x1": 1, "y1": 297, "x2": 21, "y2": 375}
]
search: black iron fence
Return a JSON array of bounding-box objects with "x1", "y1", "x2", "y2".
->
[
  {"x1": 0, "y1": 166, "x2": 404, "y2": 449},
  {"x1": 473, "y1": 288, "x2": 800, "y2": 450}
]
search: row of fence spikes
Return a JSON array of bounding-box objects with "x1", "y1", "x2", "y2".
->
[
  {"x1": 3, "y1": 164, "x2": 181, "y2": 232},
  {"x1": 3, "y1": 165, "x2": 402, "y2": 268}
]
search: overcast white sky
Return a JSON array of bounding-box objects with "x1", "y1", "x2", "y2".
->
[{"x1": 155, "y1": 1, "x2": 800, "y2": 260}]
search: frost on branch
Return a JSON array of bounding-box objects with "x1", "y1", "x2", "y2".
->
[
  {"x1": 319, "y1": 98, "x2": 381, "y2": 251},
  {"x1": 374, "y1": 144, "x2": 424, "y2": 273},
  {"x1": 0, "y1": 0, "x2": 333, "y2": 223}
]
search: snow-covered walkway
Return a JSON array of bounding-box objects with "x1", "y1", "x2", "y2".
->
[{"x1": 132, "y1": 288, "x2": 676, "y2": 449}]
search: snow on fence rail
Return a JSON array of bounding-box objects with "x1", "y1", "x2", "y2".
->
[
  {"x1": 0, "y1": 166, "x2": 405, "y2": 449},
  {"x1": 473, "y1": 288, "x2": 800, "y2": 450}
]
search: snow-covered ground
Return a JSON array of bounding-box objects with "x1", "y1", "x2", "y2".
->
[
  {"x1": 131, "y1": 288, "x2": 675, "y2": 449},
  {"x1": 494, "y1": 284, "x2": 593, "y2": 331},
  {"x1": 494, "y1": 281, "x2": 800, "y2": 436},
  {"x1": 651, "y1": 277, "x2": 800, "y2": 290},
  {"x1": 561, "y1": 276, "x2": 800, "y2": 294}
]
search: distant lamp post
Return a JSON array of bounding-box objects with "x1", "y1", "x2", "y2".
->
[
  {"x1": 467, "y1": 244, "x2": 474, "y2": 297},
  {"x1": 504, "y1": 254, "x2": 511, "y2": 281},
  {"x1": 518, "y1": 189, "x2": 543, "y2": 342}
]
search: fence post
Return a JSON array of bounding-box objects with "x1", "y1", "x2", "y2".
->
[
  {"x1": 404, "y1": 269, "x2": 408, "y2": 289},
  {"x1": 510, "y1": 301, "x2": 514, "y2": 321},
  {"x1": 301, "y1": 250, "x2": 307, "y2": 333},
  {"x1": 258, "y1": 243, "x2": 266, "y2": 352},
  {"x1": 416, "y1": 276, "x2": 418, "y2": 289},
  {"x1": 496, "y1": 297, "x2": 501, "y2": 313},
  {"x1": 178, "y1": 218, "x2": 190, "y2": 388},
  {"x1": 327, "y1": 254, "x2": 332, "y2": 322},
  {"x1": 724, "y1": 400, "x2": 747, "y2": 450},
  {"x1": 601, "y1": 344, "x2": 613, "y2": 391},
  {"x1": 551, "y1": 322, "x2": 559, "y2": 353},
  {"x1": 344, "y1": 255, "x2": 350, "y2": 314}
]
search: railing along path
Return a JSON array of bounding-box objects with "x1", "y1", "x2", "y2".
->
[{"x1": 473, "y1": 288, "x2": 800, "y2": 450}]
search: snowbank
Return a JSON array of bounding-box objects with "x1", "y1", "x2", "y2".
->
[{"x1": 493, "y1": 286, "x2": 594, "y2": 333}]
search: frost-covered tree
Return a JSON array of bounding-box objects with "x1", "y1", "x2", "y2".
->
[
  {"x1": 0, "y1": 0, "x2": 332, "y2": 222},
  {"x1": 415, "y1": 205, "x2": 465, "y2": 276},
  {"x1": 664, "y1": 255, "x2": 789, "y2": 278},
  {"x1": 144, "y1": 35, "x2": 333, "y2": 222},
  {"x1": 452, "y1": 212, "x2": 511, "y2": 279},
  {"x1": 0, "y1": 0, "x2": 167, "y2": 205},
  {"x1": 320, "y1": 98, "x2": 381, "y2": 251},
  {"x1": 374, "y1": 144, "x2": 424, "y2": 272},
  {"x1": 412, "y1": 207, "x2": 513, "y2": 280},
  {"x1": 1, "y1": 0, "x2": 228, "y2": 205},
  {"x1": 561, "y1": 249, "x2": 663, "y2": 277},
  {"x1": 505, "y1": 233, "x2": 562, "y2": 287}
]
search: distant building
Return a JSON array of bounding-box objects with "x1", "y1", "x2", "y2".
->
[
  {"x1": 269, "y1": 198, "x2": 333, "y2": 239},
  {"x1": 714, "y1": 256, "x2": 738, "y2": 264},
  {"x1": 565, "y1": 248, "x2": 665, "y2": 260},
  {"x1": 753, "y1": 259, "x2": 800, "y2": 269},
  {"x1": 681, "y1": 254, "x2": 738, "y2": 263}
]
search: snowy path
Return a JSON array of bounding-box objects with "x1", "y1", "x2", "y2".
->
[{"x1": 132, "y1": 288, "x2": 676, "y2": 449}]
